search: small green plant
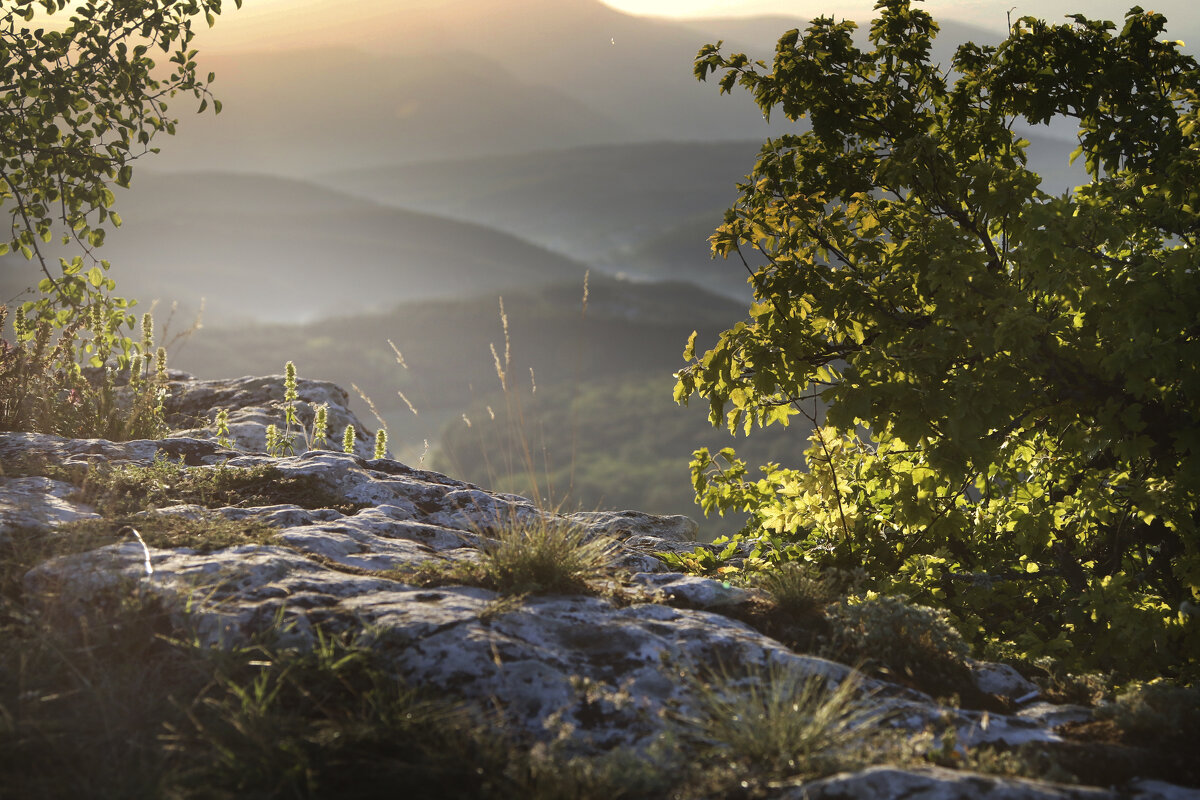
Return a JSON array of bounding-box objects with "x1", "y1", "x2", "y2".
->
[
  {"x1": 310, "y1": 402, "x2": 329, "y2": 450},
  {"x1": 281, "y1": 360, "x2": 299, "y2": 450},
  {"x1": 214, "y1": 408, "x2": 234, "y2": 448},
  {"x1": 342, "y1": 424, "x2": 356, "y2": 454},
  {"x1": 259, "y1": 361, "x2": 300, "y2": 457},
  {"x1": 264, "y1": 423, "x2": 282, "y2": 457},
  {"x1": 374, "y1": 427, "x2": 388, "y2": 459}
]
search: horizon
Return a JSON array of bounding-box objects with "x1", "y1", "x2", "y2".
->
[
  {"x1": 20, "y1": 1, "x2": 1195, "y2": 54},
  {"x1": 140, "y1": 0, "x2": 1199, "y2": 53}
]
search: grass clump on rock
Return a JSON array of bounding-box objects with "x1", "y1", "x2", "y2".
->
[
  {"x1": 479, "y1": 517, "x2": 620, "y2": 595},
  {"x1": 673, "y1": 659, "x2": 892, "y2": 792},
  {"x1": 755, "y1": 561, "x2": 834, "y2": 619},
  {"x1": 394, "y1": 516, "x2": 621, "y2": 597}
]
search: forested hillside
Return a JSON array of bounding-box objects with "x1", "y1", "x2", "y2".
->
[{"x1": 170, "y1": 276, "x2": 793, "y2": 538}]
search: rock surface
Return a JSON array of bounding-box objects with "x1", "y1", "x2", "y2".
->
[
  {"x1": 4, "y1": 374, "x2": 1197, "y2": 799},
  {"x1": 164, "y1": 373, "x2": 381, "y2": 458}
]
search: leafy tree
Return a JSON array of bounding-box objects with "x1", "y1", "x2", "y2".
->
[
  {"x1": 1, "y1": 0, "x2": 237, "y2": 436},
  {"x1": 1, "y1": 0, "x2": 237, "y2": 353},
  {"x1": 676, "y1": 0, "x2": 1200, "y2": 678}
]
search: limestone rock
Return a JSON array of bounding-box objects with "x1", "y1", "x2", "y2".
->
[
  {"x1": 0, "y1": 475, "x2": 100, "y2": 544},
  {"x1": 164, "y1": 373, "x2": 380, "y2": 458},
  {"x1": 968, "y1": 659, "x2": 1042, "y2": 705},
  {"x1": 7, "y1": 436, "x2": 1101, "y2": 756},
  {"x1": 5, "y1": 373, "x2": 1198, "y2": 798}
]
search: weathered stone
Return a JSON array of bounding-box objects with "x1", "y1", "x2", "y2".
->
[
  {"x1": 968, "y1": 659, "x2": 1041, "y2": 704},
  {"x1": 569, "y1": 509, "x2": 699, "y2": 543},
  {"x1": 6, "y1": 375, "x2": 1198, "y2": 798},
  {"x1": 0, "y1": 475, "x2": 100, "y2": 543},
  {"x1": 628, "y1": 571, "x2": 761, "y2": 609},
  {"x1": 164, "y1": 373, "x2": 381, "y2": 458}
]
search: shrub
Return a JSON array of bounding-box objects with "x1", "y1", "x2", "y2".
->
[
  {"x1": 676, "y1": 0, "x2": 1200, "y2": 679},
  {"x1": 1096, "y1": 679, "x2": 1200, "y2": 744},
  {"x1": 0, "y1": 306, "x2": 168, "y2": 439},
  {"x1": 822, "y1": 594, "x2": 972, "y2": 691}
]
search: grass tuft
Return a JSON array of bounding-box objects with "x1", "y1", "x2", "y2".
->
[
  {"x1": 480, "y1": 516, "x2": 619, "y2": 595},
  {"x1": 674, "y1": 659, "x2": 887, "y2": 786},
  {"x1": 754, "y1": 561, "x2": 833, "y2": 618}
]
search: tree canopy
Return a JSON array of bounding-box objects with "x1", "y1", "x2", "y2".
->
[
  {"x1": 676, "y1": 0, "x2": 1200, "y2": 678},
  {"x1": 1, "y1": 0, "x2": 237, "y2": 335},
  {"x1": 1, "y1": 0, "x2": 236, "y2": 437}
]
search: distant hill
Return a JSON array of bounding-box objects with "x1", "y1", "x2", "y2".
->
[
  {"x1": 0, "y1": 134, "x2": 1090, "y2": 326},
  {"x1": 163, "y1": 0, "x2": 1118, "y2": 174},
  {"x1": 170, "y1": 273, "x2": 744, "y2": 422},
  {"x1": 156, "y1": 47, "x2": 637, "y2": 174},
  {"x1": 318, "y1": 134, "x2": 1089, "y2": 302},
  {"x1": 0, "y1": 171, "x2": 589, "y2": 323},
  {"x1": 319, "y1": 140, "x2": 760, "y2": 286},
  {"x1": 154, "y1": 0, "x2": 784, "y2": 174},
  {"x1": 166, "y1": 274, "x2": 800, "y2": 539}
]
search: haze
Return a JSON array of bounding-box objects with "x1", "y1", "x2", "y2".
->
[{"x1": 198, "y1": 0, "x2": 1196, "y2": 52}]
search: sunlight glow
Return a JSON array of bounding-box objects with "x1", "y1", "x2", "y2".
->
[{"x1": 599, "y1": 0, "x2": 1192, "y2": 31}]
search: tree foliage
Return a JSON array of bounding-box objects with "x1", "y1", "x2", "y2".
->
[
  {"x1": 676, "y1": 0, "x2": 1200, "y2": 678},
  {"x1": 1, "y1": 0, "x2": 237, "y2": 354}
]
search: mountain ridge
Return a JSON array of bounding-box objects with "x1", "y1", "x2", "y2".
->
[{"x1": 0, "y1": 170, "x2": 592, "y2": 323}]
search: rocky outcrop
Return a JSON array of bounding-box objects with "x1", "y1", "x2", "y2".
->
[
  {"x1": 164, "y1": 372, "x2": 381, "y2": 458},
  {"x1": 3, "y1": 374, "x2": 1197, "y2": 798}
]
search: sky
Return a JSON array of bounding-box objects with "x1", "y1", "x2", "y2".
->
[
  {"x1": 26, "y1": 0, "x2": 1193, "y2": 52},
  {"x1": 189, "y1": 0, "x2": 1195, "y2": 54},
  {"x1": 601, "y1": 1, "x2": 1192, "y2": 31}
]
